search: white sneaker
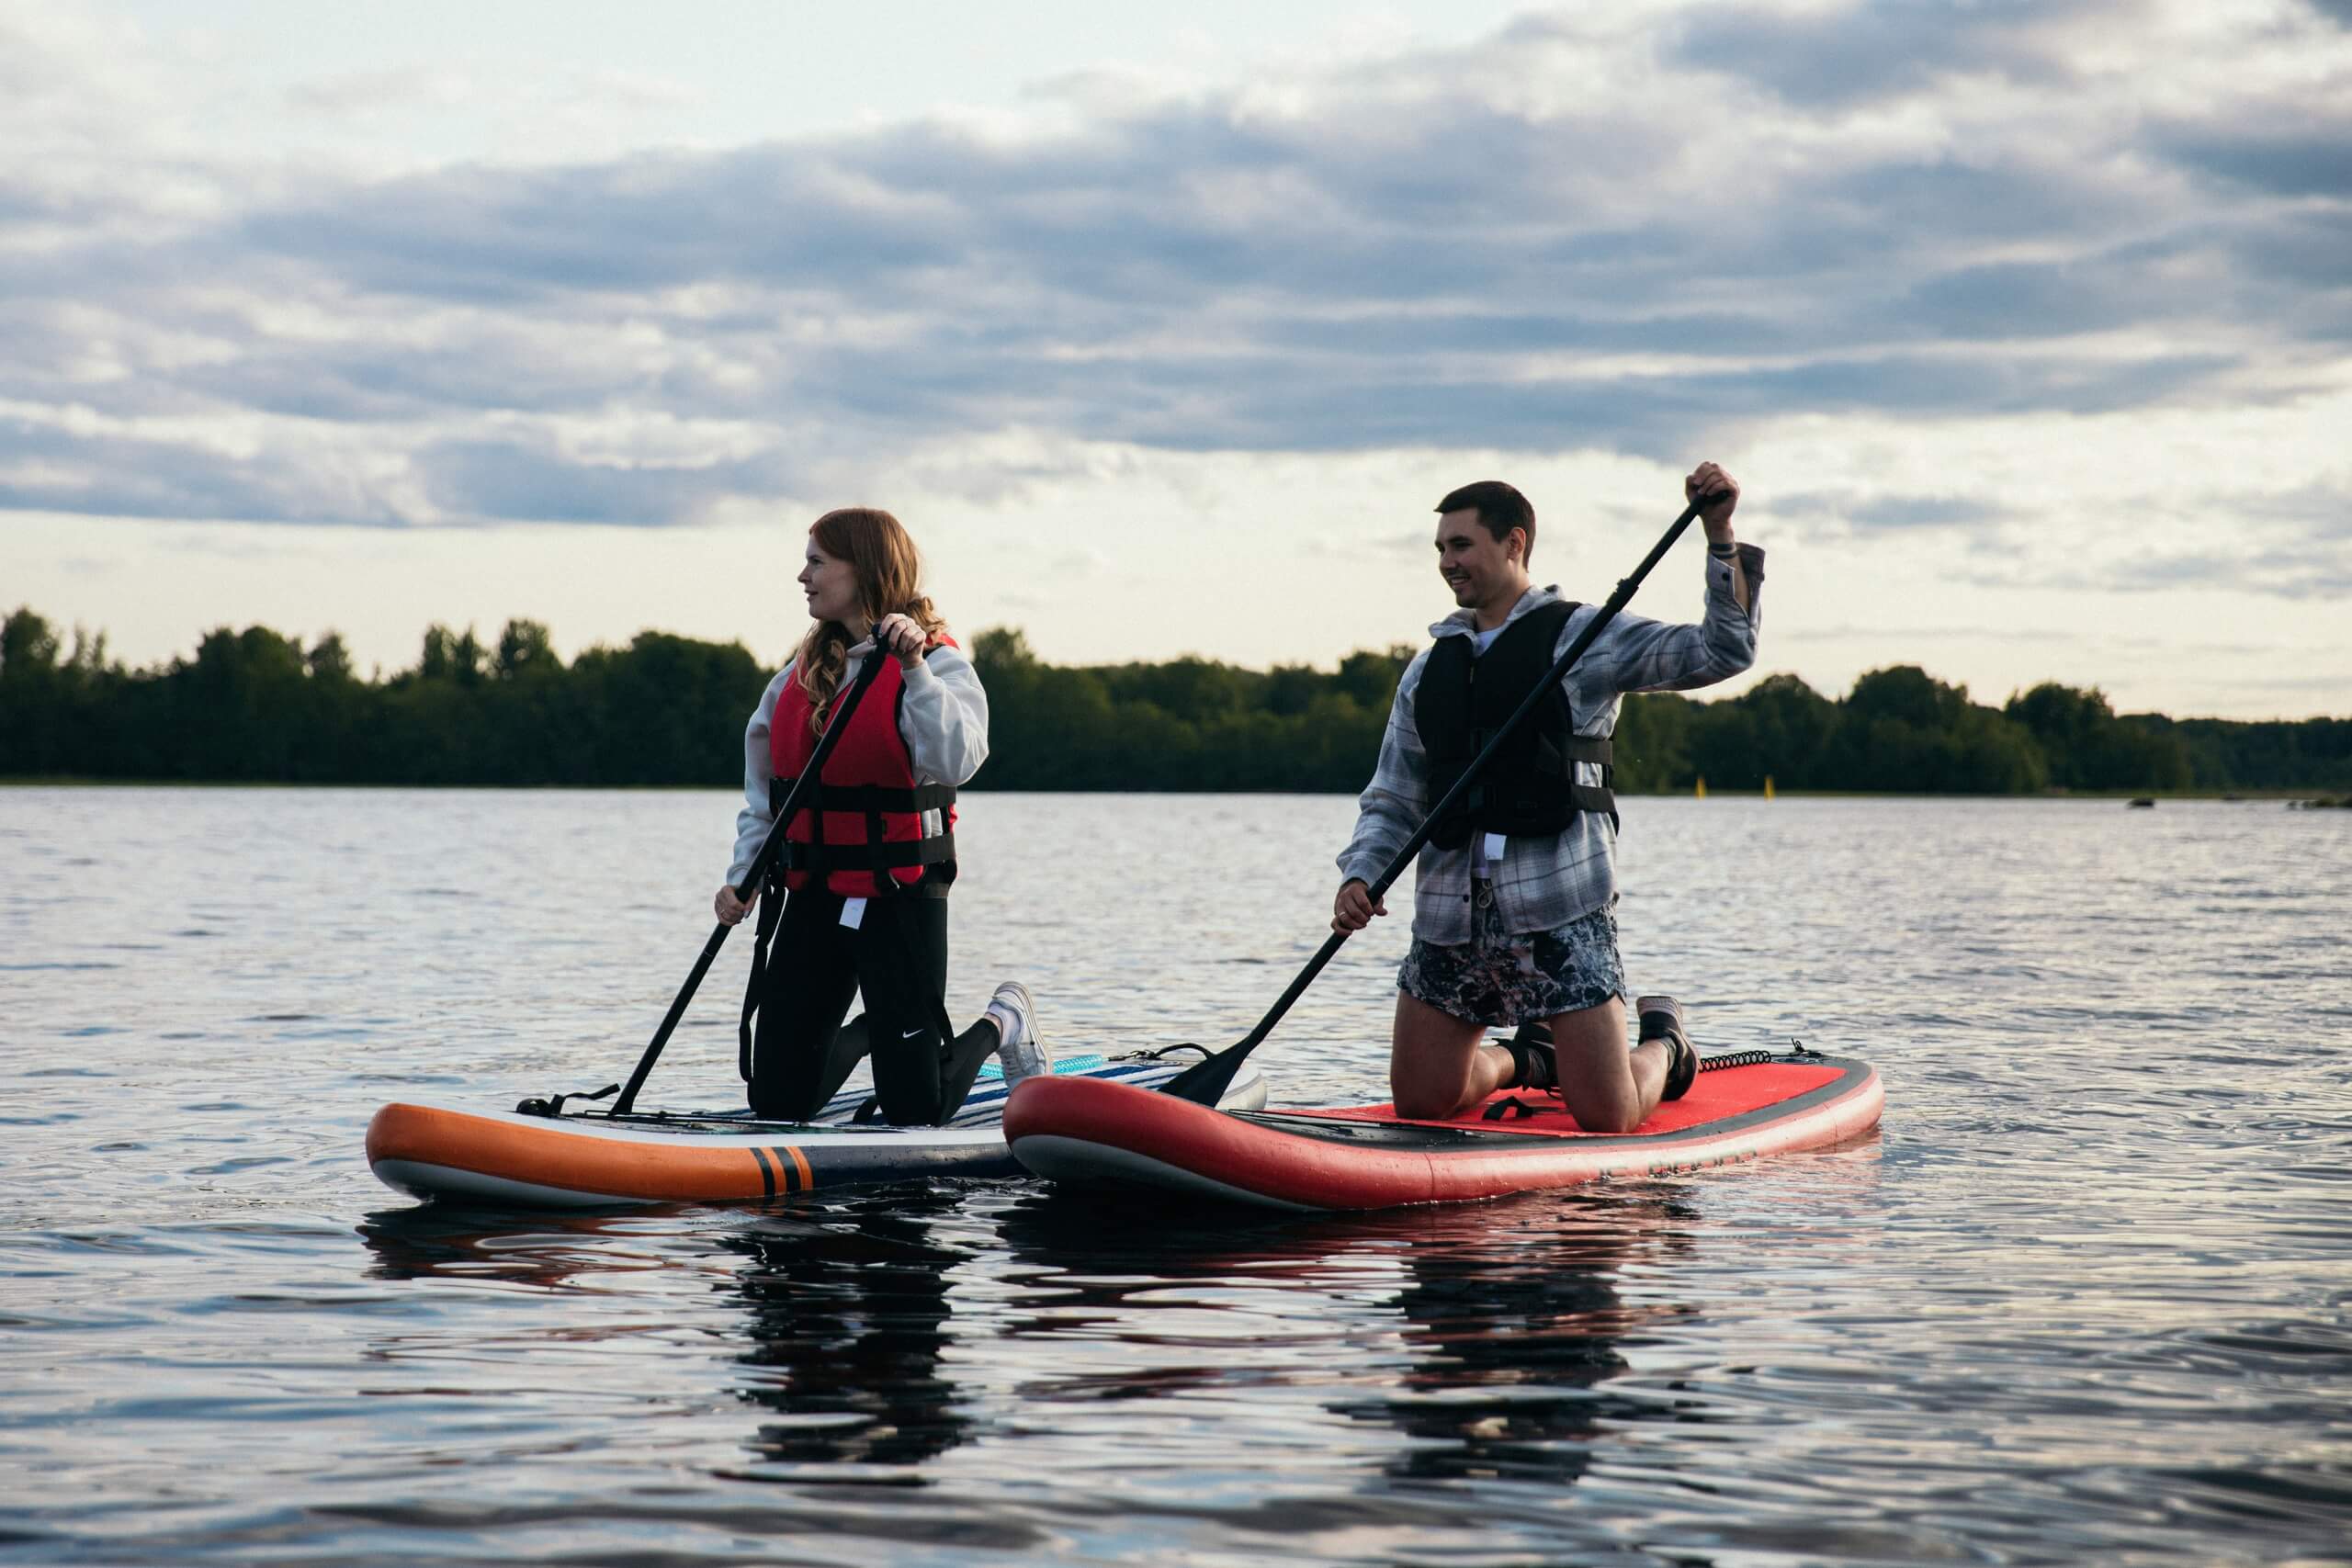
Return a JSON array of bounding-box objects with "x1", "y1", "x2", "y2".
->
[{"x1": 984, "y1": 980, "x2": 1053, "y2": 1083}]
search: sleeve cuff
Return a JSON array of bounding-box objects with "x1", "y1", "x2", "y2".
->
[{"x1": 1707, "y1": 544, "x2": 1765, "y2": 609}]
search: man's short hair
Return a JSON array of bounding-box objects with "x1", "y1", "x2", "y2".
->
[{"x1": 1435, "y1": 480, "x2": 1536, "y2": 565}]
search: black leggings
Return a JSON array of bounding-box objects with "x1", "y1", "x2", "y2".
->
[{"x1": 749, "y1": 886, "x2": 998, "y2": 1125}]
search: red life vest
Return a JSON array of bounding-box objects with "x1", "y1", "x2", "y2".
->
[{"x1": 769, "y1": 641, "x2": 959, "y2": 897}]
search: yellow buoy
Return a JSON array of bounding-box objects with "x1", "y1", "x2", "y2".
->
[
  {"x1": 1694, "y1": 776, "x2": 1707, "y2": 799},
  {"x1": 1764, "y1": 775, "x2": 1776, "y2": 800}
]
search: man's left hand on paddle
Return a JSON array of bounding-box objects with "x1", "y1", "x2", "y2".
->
[{"x1": 1333, "y1": 878, "x2": 1387, "y2": 933}]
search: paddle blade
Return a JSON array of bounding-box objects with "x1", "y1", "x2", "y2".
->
[{"x1": 1157, "y1": 1045, "x2": 1244, "y2": 1106}]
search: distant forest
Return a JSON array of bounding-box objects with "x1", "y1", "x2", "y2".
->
[{"x1": 4, "y1": 606, "x2": 2348, "y2": 794}]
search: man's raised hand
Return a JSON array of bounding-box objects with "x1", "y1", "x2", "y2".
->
[{"x1": 1685, "y1": 462, "x2": 1739, "y2": 537}]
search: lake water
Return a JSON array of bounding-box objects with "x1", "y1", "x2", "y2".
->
[{"x1": 2, "y1": 789, "x2": 2346, "y2": 1565}]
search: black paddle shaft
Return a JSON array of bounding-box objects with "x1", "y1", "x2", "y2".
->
[
  {"x1": 610, "y1": 651, "x2": 889, "y2": 1115},
  {"x1": 1159, "y1": 492, "x2": 1727, "y2": 1106}
]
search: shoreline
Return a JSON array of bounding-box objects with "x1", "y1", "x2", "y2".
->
[{"x1": 5, "y1": 777, "x2": 2343, "y2": 803}]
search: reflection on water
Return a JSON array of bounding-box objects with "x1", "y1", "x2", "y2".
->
[
  {"x1": 360, "y1": 1193, "x2": 981, "y2": 1479},
  {"x1": 6, "y1": 789, "x2": 2350, "y2": 1565},
  {"x1": 357, "y1": 1204, "x2": 652, "y2": 1292},
  {"x1": 992, "y1": 1187, "x2": 1712, "y2": 1502},
  {"x1": 983, "y1": 1189, "x2": 1721, "y2": 1523},
  {"x1": 1362, "y1": 1198, "x2": 1690, "y2": 1489},
  {"x1": 720, "y1": 1192, "x2": 975, "y2": 1474}
]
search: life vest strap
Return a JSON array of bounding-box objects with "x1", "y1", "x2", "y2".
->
[
  {"x1": 779, "y1": 834, "x2": 958, "y2": 874},
  {"x1": 1475, "y1": 730, "x2": 1611, "y2": 776},
  {"x1": 1457, "y1": 732, "x2": 1618, "y2": 827},
  {"x1": 777, "y1": 780, "x2": 958, "y2": 817},
  {"x1": 1537, "y1": 733, "x2": 1617, "y2": 822},
  {"x1": 1564, "y1": 782, "x2": 1619, "y2": 820}
]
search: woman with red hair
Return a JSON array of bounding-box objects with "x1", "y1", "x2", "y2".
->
[{"x1": 715, "y1": 507, "x2": 1045, "y2": 1125}]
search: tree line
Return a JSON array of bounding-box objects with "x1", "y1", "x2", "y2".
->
[{"x1": 4, "y1": 606, "x2": 2347, "y2": 794}]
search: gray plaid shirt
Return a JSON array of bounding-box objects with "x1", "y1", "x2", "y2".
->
[{"x1": 1338, "y1": 546, "x2": 1765, "y2": 944}]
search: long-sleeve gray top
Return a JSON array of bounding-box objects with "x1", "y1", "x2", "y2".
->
[{"x1": 1337, "y1": 545, "x2": 1765, "y2": 944}]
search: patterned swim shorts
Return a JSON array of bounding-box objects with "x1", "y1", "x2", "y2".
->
[{"x1": 1396, "y1": 893, "x2": 1627, "y2": 1028}]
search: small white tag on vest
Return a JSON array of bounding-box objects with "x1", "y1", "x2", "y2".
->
[
  {"x1": 1481, "y1": 831, "x2": 1508, "y2": 869},
  {"x1": 839, "y1": 897, "x2": 867, "y2": 930}
]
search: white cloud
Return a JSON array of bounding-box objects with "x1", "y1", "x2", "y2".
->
[{"x1": 4, "y1": 0, "x2": 2348, "y2": 716}]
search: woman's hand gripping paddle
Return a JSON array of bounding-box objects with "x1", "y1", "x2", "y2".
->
[
  {"x1": 1155, "y1": 492, "x2": 1729, "y2": 1108},
  {"x1": 605, "y1": 651, "x2": 889, "y2": 1116}
]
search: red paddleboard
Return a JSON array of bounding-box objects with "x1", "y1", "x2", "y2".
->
[{"x1": 1005, "y1": 1050, "x2": 1883, "y2": 1213}]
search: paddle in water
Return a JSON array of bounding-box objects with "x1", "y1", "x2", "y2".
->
[
  {"x1": 1156, "y1": 491, "x2": 1729, "y2": 1107},
  {"x1": 602, "y1": 652, "x2": 890, "y2": 1116}
]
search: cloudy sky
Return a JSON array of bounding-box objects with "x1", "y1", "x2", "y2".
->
[{"x1": 5, "y1": 0, "x2": 2347, "y2": 717}]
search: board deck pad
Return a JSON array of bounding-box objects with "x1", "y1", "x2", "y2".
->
[{"x1": 1285, "y1": 1062, "x2": 1846, "y2": 1138}]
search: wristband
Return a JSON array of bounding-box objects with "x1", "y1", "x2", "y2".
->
[{"x1": 1707, "y1": 539, "x2": 1736, "y2": 558}]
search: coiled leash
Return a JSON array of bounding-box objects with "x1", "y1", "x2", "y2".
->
[{"x1": 1481, "y1": 1038, "x2": 1820, "y2": 1122}]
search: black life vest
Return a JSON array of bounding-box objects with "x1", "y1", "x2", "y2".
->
[{"x1": 1416, "y1": 598, "x2": 1618, "y2": 850}]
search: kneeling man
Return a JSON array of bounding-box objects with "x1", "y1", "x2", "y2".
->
[{"x1": 1333, "y1": 465, "x2": 1762, "y2": 1130}]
